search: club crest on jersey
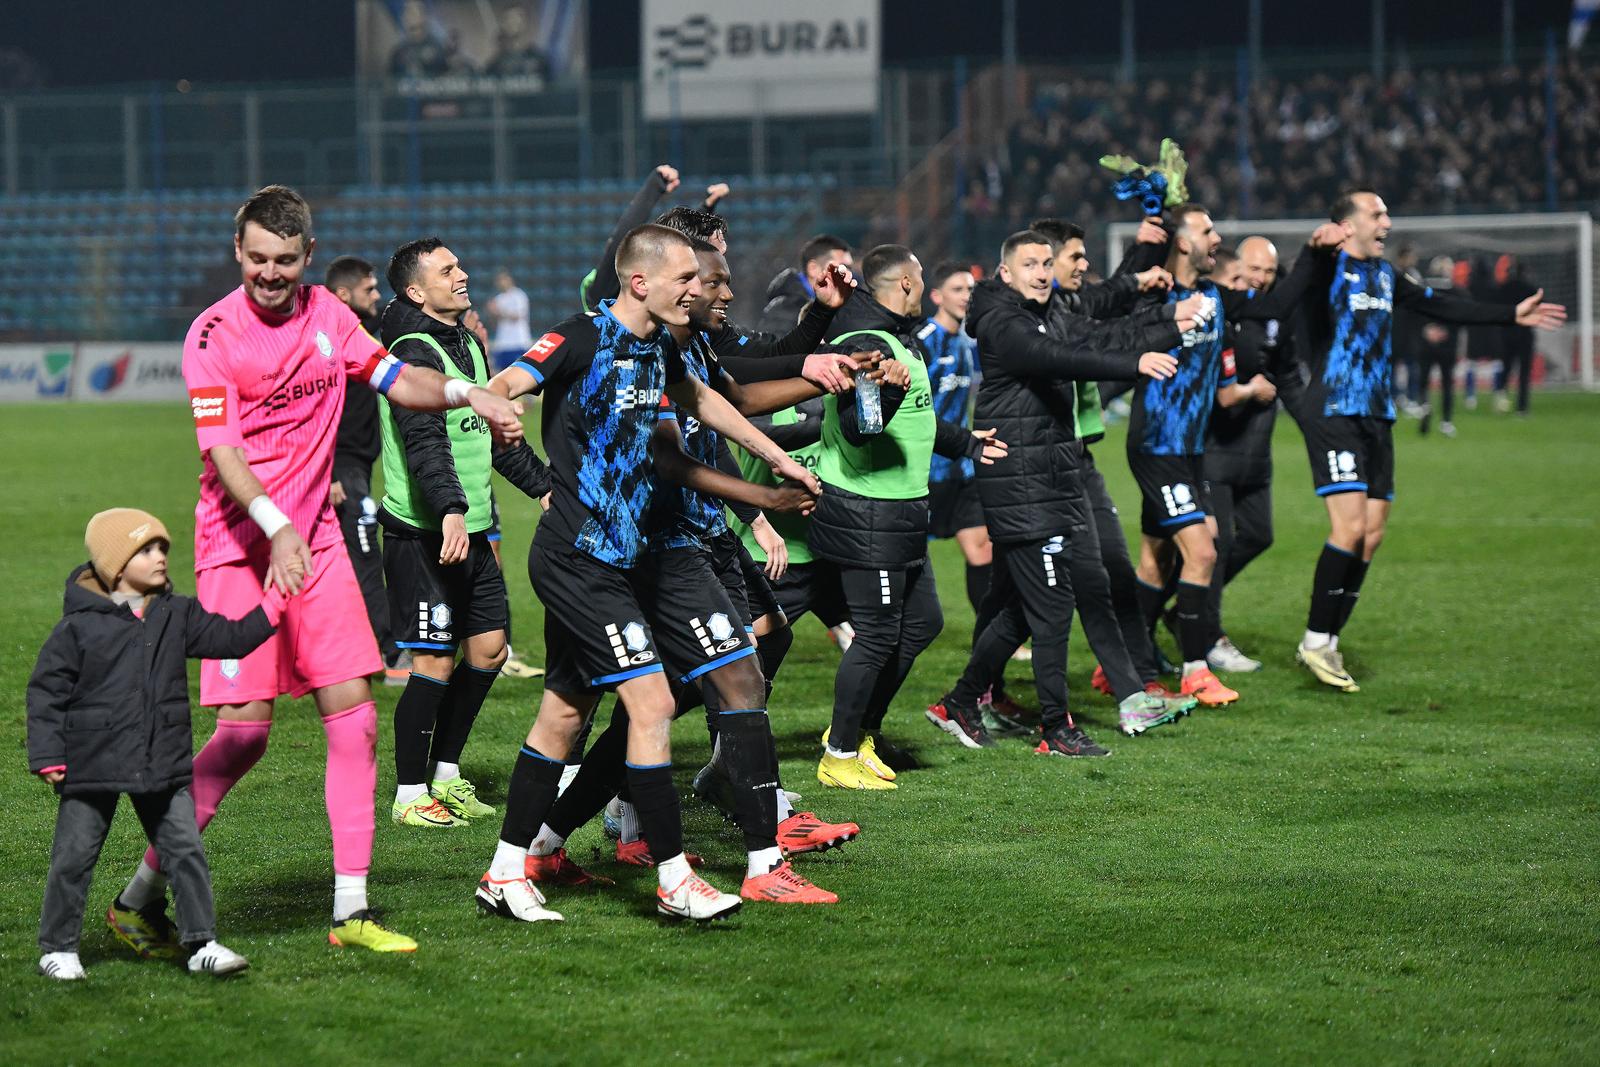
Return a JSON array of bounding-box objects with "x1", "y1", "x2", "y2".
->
[
  {"x1": 316, "y1": 330, "x2": 334, "y2": 362},
  {"x1": 622, "y1": 621, "x2": 649, "y2": 652},
  {"x1": 1326, "y1": 450, "x2": 1361, "y2": 482},
  {"x1": 707, "y1": 613, "x2": 734, "y2": 642},
  {"x1": 607, "y1": 621, "x2": 656, "y2": 667},
  {"x1": 430, "y1": 604, "x2": 453, "y2": 631},
  {"x1": 219, "y1": 659, "x2": 240, "y2": 680},
  {"x1": 1162, "y1": 482, "x2": 1197, "y2": 516}
]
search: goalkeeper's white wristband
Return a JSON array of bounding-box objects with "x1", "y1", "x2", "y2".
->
[
  {"x1": 248, "y1": 495, "x2": 291, "y2": 539},
  {"x1": 443, "y1": 378, "x2": 473, "y2": 407}
]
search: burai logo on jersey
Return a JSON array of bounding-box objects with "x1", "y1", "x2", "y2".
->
[
  {"x1": 265, "y1": 369, "x2": 340, "y2": 413},
  {"x1": 615, "y1": 385, "x2": 662, "y2": 411},
  {"x1": 1348, "y1": 270, "x2": 1393, "y2": 313},
  {"x1": 1181, "y1": 321, "x2": 1221, "y2": 348}
]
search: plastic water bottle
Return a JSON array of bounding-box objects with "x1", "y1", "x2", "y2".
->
[{"x1": 854, "y1": 370, "x2": 884, "y2": 434}]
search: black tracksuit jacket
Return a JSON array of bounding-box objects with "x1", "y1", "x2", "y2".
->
[{"x1": 966, "y1": 280, "x2": 1142, "y2": 542}]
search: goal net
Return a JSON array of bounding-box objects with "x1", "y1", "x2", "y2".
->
[{"x1": 1108, "y1": 212, "x2": 1596, "y2": 391}]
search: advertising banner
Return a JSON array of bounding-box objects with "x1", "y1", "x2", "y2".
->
[
  {"x1": 0, "y1": 344, "x2": 74, "y2": 401},
  {"x1": 71, "y1": 344, "x2": 186, "y2": 402},
  {"x1": 642, "y1": 0, "x2": 880, "y2": 121}
]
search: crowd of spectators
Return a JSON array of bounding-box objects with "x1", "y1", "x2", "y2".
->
[{"x1": 965, "y1": 58, "x2": 1600, "y2": 252}]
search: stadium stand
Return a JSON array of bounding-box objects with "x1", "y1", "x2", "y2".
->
[
  {"x1": 970, "y1": 58, "x2": 1600, "y2": 259},
  {"x1": 0, "y1": 175, "x2": 825, "y2": 341}
]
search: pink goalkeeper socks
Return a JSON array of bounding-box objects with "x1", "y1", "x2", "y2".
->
[
  {"x1": 141, "y1": 705, "x2": 375, "y2": 880},
  {"x1": 144, "y1": 718, "x2": 271, "y2": 872},
  {"x1": 322, "y1": 701, "x2": 377, "y2": 877}
]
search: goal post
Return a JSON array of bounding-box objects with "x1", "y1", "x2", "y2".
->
[{"x1": 1107, "y1": 212, "x2": 1597, "y2": 391}]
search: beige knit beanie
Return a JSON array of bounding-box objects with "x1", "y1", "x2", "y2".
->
[{"x1": 85, "y1": 508, "x2": 170, "y2": 588}]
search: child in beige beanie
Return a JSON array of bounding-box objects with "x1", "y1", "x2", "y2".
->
[{"x1": 26, "y1": 509, "x2": 287, "y2": 980}]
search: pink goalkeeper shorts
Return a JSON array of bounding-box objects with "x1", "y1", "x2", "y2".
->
[{"x1": 197, "y1": 541, "x2": 383, "y2": 706}]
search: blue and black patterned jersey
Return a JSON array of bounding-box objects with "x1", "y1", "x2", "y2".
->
[
  {"x1": 516, "y1": 300, "x2": 686, "y2": 568},
  {"x1": 1305, "y1": 251, "x2": 1398, "y2": 420},
  {"x1": 919, "y1": 318, "x2": 979, "y2": 482},
  {"x1": 651, "y1": 331, "x2": 730, "y2": 551},
  {"x1": 1128, "y1": 282, "x2": 1235, "y2": 456}
]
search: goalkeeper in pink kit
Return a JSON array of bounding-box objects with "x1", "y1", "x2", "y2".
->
[{"x1": 107, "y1": 186, "x2": 525, "y2": 955}]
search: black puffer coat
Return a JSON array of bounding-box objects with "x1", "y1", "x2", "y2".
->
[
  {"x1": 26, "y1": 565, "x2": 276, "y2": 795},
  {"x1": 967, "y1": 280, "x2": 1143, "y2": 543},
  {"x1": 1047, "y1": 287, "x2": 1181, "y2": 362},
  {"x1": 757, "y1": 268, "x2": 814, "y2": 335},
  {"x1": 1205, "y1": 312, "x2": 1306, "y2": 485}
]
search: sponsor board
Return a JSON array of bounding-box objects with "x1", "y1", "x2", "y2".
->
[
  {"x1": 0, "y1": 345, "x2": 74, "y2": 401},
  {"x1": 72, "y1": 343, "x2": 186, "y2": 401},
  {"x1": 642, "y1": 0, "x2": 878, "y2": 121}
]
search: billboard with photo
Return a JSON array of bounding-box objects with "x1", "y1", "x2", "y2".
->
[{"x1": 358, "y1": 0, "x2": 586, "y2": 98}]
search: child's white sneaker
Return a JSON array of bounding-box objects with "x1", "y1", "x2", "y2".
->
[
  {"x1": 186, "y1": 940, "x2": 249, "y2": 977},
  {"x1": 39, "y1": 951, "x2": 85, "y2": 981}
]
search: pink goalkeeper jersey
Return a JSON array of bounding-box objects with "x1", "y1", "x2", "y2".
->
[{"x1": 184, "y1": 285, "x2": 404, "y2": 570}]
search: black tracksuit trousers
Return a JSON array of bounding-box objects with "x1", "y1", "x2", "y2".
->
[{"x1": 828, "y1": 560, "x2": 942, "y2": 752}]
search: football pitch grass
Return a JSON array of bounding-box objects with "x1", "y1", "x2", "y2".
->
[{"x1": 2, "y1": 394, "x2": 1596, "y2": 1065}]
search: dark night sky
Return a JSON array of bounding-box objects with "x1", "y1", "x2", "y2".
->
[{"x1": 3, "y1": 1, "x2": 1580, "y2": 89}]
